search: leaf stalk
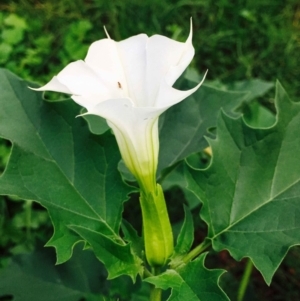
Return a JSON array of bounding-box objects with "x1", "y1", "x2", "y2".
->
[{"x1": 182, "y1": 239, "x2": 211, "y2": 264}]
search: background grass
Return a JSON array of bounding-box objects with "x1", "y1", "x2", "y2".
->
[
  {"x1": 0, "y1": 1, "x2": 300, "y2": 300},
  {"x1": 0, "y1": 0, "x2": 299, "y2": 97}
]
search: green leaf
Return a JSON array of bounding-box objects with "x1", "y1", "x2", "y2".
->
[
  {"x1": 158, "y1": 81, "x2": 247, "y2": 172},
  {"x1": 4, "y1": 14, "x2": 27, "y2": 30},
  {"x1": 0, "y1": 245, "x2": 106, "y2": 301},
  {"x1": 161, "y1": 162, "x2": 201, "y2": 209},
  {"x1": 174, "y1": 205, "x2": 194, "y2": 256},
  {"x1": 185, "y1": 81, "x2": 300, "y2": 284},
  {"x1": 205, "y1": 78, "x2": 274, "y2": 102},
  {"x1": 170, "y1": 205, "x2": 194, "y2": 269},
  {"x1": 0, "y1": 43, "x2": 12, "y2": 64},
  {"x1": 2, "y1": 28, "x2": 25, "y2": 45},
  {"x1": 0, "y1": 69, "x2": 140, "y2": 278},
  {"x1": 70, "y1": 225, "x2": 142, "y2": 280},
  {"x1": 243, "y1": 101, "x2": 275, "y2": 128},
  {"x1": 145, "y1": 253, "x2": 229, "y2": 301},
  {"x1": 122, "y1": 219, "x2": 144, "y2": 259},
  {"x1": 225, "y1": 78, "x2": 274, "y2": 101},
  {"x1": 82, "y1": 113, "x2": 110, "y2": 135}
]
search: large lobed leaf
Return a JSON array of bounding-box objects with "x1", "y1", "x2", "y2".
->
[
  {"x1": 185, "y1": 82, "x2": 300, "y2": 284},
  {"x1": 158, "y1": 79, "x2": 248, "y2": 172},
  {"x1": 146, "y1": 253, "x2": 229, "y2": 301},
  {"x1": 0, "y1": 69, "x2": 141, "y2": 279}
]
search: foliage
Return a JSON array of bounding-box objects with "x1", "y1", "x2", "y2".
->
[
  {"x1": 146, "y1": 254, "x2": 229, "y2": 301},
  {"x1": 1, "y1": 66, "x2": 298, "y2": 300},
  {"x1": 185, "y1": 81, "x2": 300, "y2": 285},
  {"x1": 1, "y1": 1, "x2": 300, "y2": 300}
]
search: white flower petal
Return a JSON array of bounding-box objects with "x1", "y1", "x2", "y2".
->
[
  {"x1": 164, "y1": 21, "x2": 194, "y2": 86},
  {"x1": 155, "y1": 71, "x2": 207, "y2": 108},
  {"x1": 84, "y1": 39, "x2": 128, "y2": 95},
  {"x1": 80, "y1": 98, "x2": 163, "y2": 192},
  {"x1": 75, "y1": 96, "x2": 162, "y2": 127},
  {"x1": 85, "y1": 39, "x2": 122, "y2": 76},
  {"x1": 34, "y1": 24, "x2": 205, "y2": 193},
  {"x1": 117, "y1": 34, "x2": 148, "y2": 106},
  {"x1": 56, "y1": 60, "x2": 112, "y2": 96},
  {"x1": 30, "y1": 76, "x2": 72, "y2": 94},
  {"x1": 85, "y1": 35, "x2": 149, "y2": 106},
  {"x1": 72, "y1": 95, "x2": 123, "y2": 112},
  {"x1": 145, "y1": 24, "x2": 194, "y2": 105}
]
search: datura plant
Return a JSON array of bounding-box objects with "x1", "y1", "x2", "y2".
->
[
  {"x1": 32, "y1": 22, "x2": 205, "y2": 269},
  {"x1": 0, "y1": 21, "x2": 299, "y2": 301}
]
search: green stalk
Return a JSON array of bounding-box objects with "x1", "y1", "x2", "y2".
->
[
  {"x1": 170, "y1": 240, "x2": 211, "y2": 270},
  {"x1": 237, "y1": 259, "x2": 253, "y2": 301},
  {"x1": 150, "y1": 287, "x2": 162, "y2": 301},
  {"x1": 149, "y1": 267, "x2": 162, "y2": 301},
  {"x1": 182, "y1": 240, "x2": 211, "y2": 264}
]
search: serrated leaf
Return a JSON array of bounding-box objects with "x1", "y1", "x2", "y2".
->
[
  {"x1": 185, "y1": 81, "x2": 300, "y2": 284},
  {"x1": 122, "y1": 219, "x2": 144, "y2": 259},
  {"x1": 226, "y1": 78, "x2": 274, "y2": 101},
  {"x1": 158, "y1": 81, "x2": 247, "y2": 172},
  {"x1": 145, "y1": 253, "x2": 229, "y2": 301},
  {"x1": 70, "y1": 225, "x2": 143, "y2": 280},
  {"x1": 0, "y1": 69, "x2": 139, "y2": 278},
  {"x1": 243, "y1": 101, "x2": 275, "y2": 128}
]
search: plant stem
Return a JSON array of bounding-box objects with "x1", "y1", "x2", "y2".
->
[
  {"x1": 150, "y1": 287, "x2": 162, "y2": 301},
  {"x1": 170, "y1": 240, "x2": 211, "y2": 270},
  {"x1": 182, "y1": 240, "x2": 211, "y2": 264},
  {"x1": 149, "y1": 267, "x2": 162, "y2": 301},
  {"x1": 237, "y1": 259, "x2": 253, "y2": 301}
]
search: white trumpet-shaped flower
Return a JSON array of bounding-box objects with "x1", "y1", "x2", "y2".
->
[{"x1": 34, "y1": 23, "x2": 205, "y2": 194}]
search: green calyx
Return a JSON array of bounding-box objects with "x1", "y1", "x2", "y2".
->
[{"x1": 139, "y1": 184, "x2": 174, "y2": 267}]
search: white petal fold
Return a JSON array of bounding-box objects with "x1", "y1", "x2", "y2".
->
[
  {"x1": 30, "y1": 76, "x2": 72, "y2": 94},
  {"x1": 155, "y1": 70, "x2": 207, "y2": 108}
]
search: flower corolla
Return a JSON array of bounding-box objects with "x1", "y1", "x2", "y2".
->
[{"x1": 34, "y1": 22, "x2": 205, "y2": 193}]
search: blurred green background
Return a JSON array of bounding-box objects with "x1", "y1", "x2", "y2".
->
[
  {"x1": 0, "y1": 1, "x2": 300, "y2": 300},
  {"x1": 0, "y1": 0, "x2": 299, "y2": 97}
]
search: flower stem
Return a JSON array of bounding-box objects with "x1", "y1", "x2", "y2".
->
[
  {"x1": 150, "y1": 287, "x2": 162, "y2": 301},
  {"x1": 149, "y1": 267, "x2": 162, "y2": 301},
  {"x1": 237, "y1": 259, "x2": 253, "y2": 301}
]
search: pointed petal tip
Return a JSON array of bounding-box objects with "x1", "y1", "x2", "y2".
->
[
  {"x1": 28, "y1": 85, "x2": 43, "y2": 91},
  {"x1": 187, "y1": 18, "x2": 193, "y2": 43},
  {"x1": 75, "y1": 111, "x2": 90, "y2": 118},
  {"x1": 194, "y1": 69, "x2": 208, "y2": 90},
  {"x1": 103, "y1": 26, "x2": 111, "y2": 39}
]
